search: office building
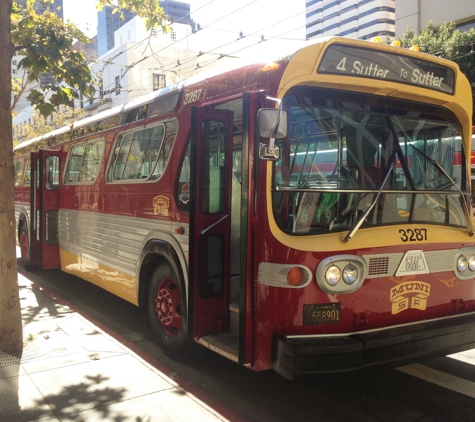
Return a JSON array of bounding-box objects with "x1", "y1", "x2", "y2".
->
[
  {"x1": 97, "y1": 6, "x2": 136, "y2": 57},
  {"x1": 306, "y1": 0, "x2": 395, "y2": 40},
  {"x1": 161, "y1": 0, "x2": 193, "y2": 26}
]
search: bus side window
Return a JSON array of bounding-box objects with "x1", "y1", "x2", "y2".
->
[
  {"x1": 64, "y1": 139, "x2": 105, "y2": 184},
  {"x1": 14, "y1": 158, "x2": 25, "y2": 186},
  {"x1": 152, "y1": 134, "x2": 175, "y2": 179},
  {"x1": 24, "y1": 159, "x2": 31, "y2": 186},
  {"x1": 45, "y1": 156, "x2": 60, "y2": 189},
  {"x1": 65, "y1": 144, "x2": 85, "y2": 183},
  {"x1": 109, "y1": 120, "x2": 176, "y2": 183},
  {"x1": 78, "y1": 140, "x2": 104, "y2": 182}
]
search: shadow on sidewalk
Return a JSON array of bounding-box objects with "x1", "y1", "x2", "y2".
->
[{"x1": 2, "y1": 371, "x2": 128, "y2": 421}]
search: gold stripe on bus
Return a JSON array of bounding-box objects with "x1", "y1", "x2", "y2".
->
[{"x1": 59, "y1": 249, "x2": 139, "y2": 306}]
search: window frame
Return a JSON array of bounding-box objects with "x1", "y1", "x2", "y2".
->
[
  {"x1": 106, "y1": 119, "x2": 178, "y2": 184},
  {"x1": 14, "y1": 157, "x2": 25, "y2": 187},
  {"x1": 63, "y1": 137, "x2": 106, "y2": 185}
]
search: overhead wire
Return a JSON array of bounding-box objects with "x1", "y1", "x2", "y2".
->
[
  {"x1": 162, "y1": 5, "x2": 306, "y2": 73},
  {"x1": 95, "y1": 0, "x2": 307, "y2": 101}
]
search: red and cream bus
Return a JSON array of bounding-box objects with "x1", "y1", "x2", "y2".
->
[{"x1": 14, "y1": 37, "x2": 475, "y2": 379}]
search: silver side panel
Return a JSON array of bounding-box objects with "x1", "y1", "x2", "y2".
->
[{"x1": 58, "y1": 209, "x2": 189, "y2": 280}]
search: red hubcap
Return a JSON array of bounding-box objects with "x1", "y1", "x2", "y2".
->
[{"x1": 155, "y1": 277, "x2": 181, "y2": 336}]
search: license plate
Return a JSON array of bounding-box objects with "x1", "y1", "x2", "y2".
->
[{"x1": 304, "y1": 303, "x2": 341, "y2": 325}]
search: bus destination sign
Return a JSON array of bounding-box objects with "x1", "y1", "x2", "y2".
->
[{"x1": 318, "y1": 44, "x2": 455, "y2": 94}]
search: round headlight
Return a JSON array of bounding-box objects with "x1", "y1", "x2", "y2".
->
[
  {"x1": 343, "y1": 263, "x2": 358, "y2": 284},
  {"x1": 325, "y1": 265, "x2": 341, "y2": 286},
  {"x1": 469, "y1": 256, "x2": 475, "y2": 272},
  {"x1": 457, "y1": 255, "x2": 468, "y2": 273}
]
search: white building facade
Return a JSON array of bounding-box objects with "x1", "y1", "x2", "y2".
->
[
  {"x1": 83, "y1": 17, "x2": 237, "y2": 115},
  {"x1": 306, "y1": 0, "x2": 396, "y2": 40},
  {"x1": 395, "y1": 0, "x2": 475, "y2": 36}
]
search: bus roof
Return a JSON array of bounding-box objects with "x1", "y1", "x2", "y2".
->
[{"x1": 14, "y1": 36, "x2": 464, "y2": 154}]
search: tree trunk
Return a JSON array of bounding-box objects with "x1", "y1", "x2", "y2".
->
[{"x1": 0, "y1": 0, "x2": 23, "y2": 353}]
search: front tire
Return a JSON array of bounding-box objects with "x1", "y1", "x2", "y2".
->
[{"x1": 148, "y1": 262, "x2": 193, "y2": 358}]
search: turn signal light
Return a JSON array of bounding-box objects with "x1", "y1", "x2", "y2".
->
[{"x1": 287, "y1": 266, "x2": 304, "y2": 286}]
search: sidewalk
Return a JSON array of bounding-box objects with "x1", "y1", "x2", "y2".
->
[{"x1": 0, "y1": 261, "x2": 240, "y2": 421}]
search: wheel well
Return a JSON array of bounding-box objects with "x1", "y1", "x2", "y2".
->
[
  {"x1": 138, "y1": 239, "x2": 186, "y2": 319},
  {"x1": 138, "y1": 254, "x2": 167, "y2": 317},
  {"x1": 18, "y1": 217, "x2": 27, "y2": 240}
]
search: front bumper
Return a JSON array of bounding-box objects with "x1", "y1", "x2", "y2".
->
[{"x1": 272, "y1": 313, "x2": 475, "y2": 380}]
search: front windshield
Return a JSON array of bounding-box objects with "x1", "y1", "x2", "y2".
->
[{"x1": 273, "y1": 88, "x2": 468, "y2": 235}]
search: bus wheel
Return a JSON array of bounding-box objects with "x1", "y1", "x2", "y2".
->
[
  {"x1": 19, "y1": 225, "x2": 33, "y2": 271},
  {"x1": 148, "y1": 263, "x2": 193, "y2": 358}
]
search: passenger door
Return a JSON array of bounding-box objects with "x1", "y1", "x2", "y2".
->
[
  {"x1": 30, "y1": 150, "x2": 61, "y2": 270},
  {"x1": 190, "y1": 107, "x2": 234, "y2": 337}
]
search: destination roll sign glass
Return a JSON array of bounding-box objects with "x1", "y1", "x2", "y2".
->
[{"x1": 318, "y1": 44, "x2": 455, "y2": 94}]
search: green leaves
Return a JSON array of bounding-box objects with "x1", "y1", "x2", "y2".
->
[
  {"x1": 11, "y1": 1, "x2": 95, "y2": 116},
  {"x1": 11, "y1": 0, "x2": 170, "y2": 118},
  {"x1": 95, "y1": 0, "x2": 170, "y2": 32}
]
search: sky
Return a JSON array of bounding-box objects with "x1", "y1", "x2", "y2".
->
[{"x1": 62, "y1": 0, "x2": 307, "y2": 44}]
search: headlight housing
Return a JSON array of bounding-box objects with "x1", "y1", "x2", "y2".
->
[
  {"x1": 316, "y1": 255, "x2": 366, "y2": 294},
  {"x1": 455, "y1": 247, "x2": 475, "y2": 279}
]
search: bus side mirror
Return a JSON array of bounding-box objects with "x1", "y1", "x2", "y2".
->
[
  {"x1": 258, "y1": 109, "x2": 288, "y2": 161},
  {"x1": 258, "y1": 109, "x2": 288, "y2": 138}
]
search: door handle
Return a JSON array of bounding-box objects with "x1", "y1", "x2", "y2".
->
[{"x1": 200, "y1": 214, "x2": 228, "y2": 235}]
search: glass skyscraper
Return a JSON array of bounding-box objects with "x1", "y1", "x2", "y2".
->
[{"x1": 97, "y1": 6, "x2": 136, "y2": 57}]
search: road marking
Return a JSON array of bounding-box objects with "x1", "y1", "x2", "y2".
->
[
  {"x1": 397, "y1": 363, "x2": 475, "y2": 399},
  {"x1": 447, "y1": 350, "x2": 475, "y2": 366}
]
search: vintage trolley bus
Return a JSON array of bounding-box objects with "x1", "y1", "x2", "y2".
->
[{"x1": 13, "y1": 37, "x2": 475, "y2": 379}]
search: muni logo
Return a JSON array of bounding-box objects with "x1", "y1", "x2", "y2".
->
[
  {"x1": 153, "y1": 195, "x2": 170, "y2": 217},
  {"x1": 390, "y1": 281, "x2": 430, "y2": 315}
]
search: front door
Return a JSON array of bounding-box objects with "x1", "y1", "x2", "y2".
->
[
  {"x1": 190, "y1": 107, "x2": 234, "y2": 337},
  {"x1": 30, "y1": 150, "x2": 61, "y2": 270}
]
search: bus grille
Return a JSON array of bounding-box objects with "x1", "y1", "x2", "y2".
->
[
  {"x1": 367, "y1": 257, "x2": 389, "y2": 276},
  {"x1": 362, "y1": 249, "x2": 457, "y2": 278}
]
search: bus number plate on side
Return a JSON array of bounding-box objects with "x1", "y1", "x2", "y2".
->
[{"x1": 304, "y1": 303, "x2": 341, "y2": 325}]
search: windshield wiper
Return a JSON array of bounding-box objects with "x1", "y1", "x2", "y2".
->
[
  {"x1": 410, "y1": 144, "x2": 474, "y2": 237},
  {"x1": 343, "y1": 167, "x2": 393, "y2": 243}
]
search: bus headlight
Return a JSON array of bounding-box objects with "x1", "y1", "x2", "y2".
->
[
  {"x1": 455, "y1": 247, "x2": 475, "y2": 280},
  {"x1": 469, "y1": 256, "x2": 475, "y2": 272},
  {"x1": 316, "y1": 255, "x2": 366, "y2": 294},
  {"x1": 325, "y1": 265, "x2": 341, "y2": 286},
  {"x1": 343, "y1": 264, "x2": 358, "y2": 285},
  {"x1": 457, "y1": 255, "x2": 468, "y2": 273}
]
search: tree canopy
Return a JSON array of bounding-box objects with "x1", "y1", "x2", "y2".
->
[
  {"x1": 391, "y1": 21, "x2": 475, "y2": 121},
  {"x1": 0, "y1": 0, "x2": 168, "y2": 353},
  {"x1": 11, "y1": 0, "x2": 169, "y2": 118}
]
